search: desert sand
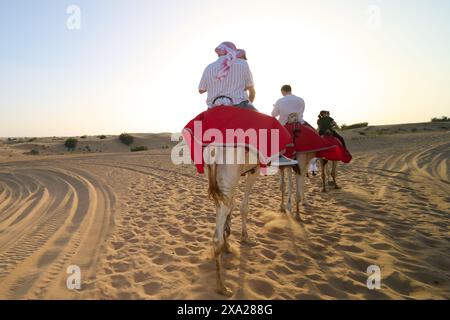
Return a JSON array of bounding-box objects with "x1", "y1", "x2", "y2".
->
[{"x1": 0, "y1": 123, "x2": 449, "y2": 300}]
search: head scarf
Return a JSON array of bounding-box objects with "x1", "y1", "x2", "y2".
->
[{"x1": 215, "y1": 42, "x2": 243, "y2": 80}]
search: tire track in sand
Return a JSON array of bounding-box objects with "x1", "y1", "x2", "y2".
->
[{"x1": 0, "y1": 166, "x2": 115, "y2": 299}]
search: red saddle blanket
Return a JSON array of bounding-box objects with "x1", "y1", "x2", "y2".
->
[
  {"x1": 284, "y1": 123, "x2": 352, "y2": 163},
  {"x1": 284, "y1": 123, "x2": 335, "y2": 155},
  {"x1": 183, "y1": 106, "x2": 292, "y2": 174},
  {"x1": 316, "y1": 135, "x2": 352, "y2": 163}
]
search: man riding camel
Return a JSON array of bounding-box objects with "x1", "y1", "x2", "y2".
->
[
  {"x1": 271, "y1": 85, "x2": 308, "y2": 166},
  {"x1": 198, "y1": 42, "x2": 256, "y2": 110},
  {"x1": 272, "y1": 85, "x2": 305, "y2": 125}
]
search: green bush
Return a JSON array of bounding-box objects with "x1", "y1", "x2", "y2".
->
[
  {"x1": 341, "y1": 122, "x2": 369, "y2": 130},
  {"x1": 80, "y1": 135, "x2": 87, "y2": 139},
  {"x1": 64, "y1": 138, "x2": 78, "y2": 151},
  {"x1": 131, "y1": 146, "x2": 148, "y2": 152},
  {"x1": 119, "y1": 133, "x2": 134, "y2": 146},
  {"x1": 431, "y1": 116, "x2": 450, "y2": 122},
  {"x1": 98, "y1": 135, "x2": 107, "y2": 140}
]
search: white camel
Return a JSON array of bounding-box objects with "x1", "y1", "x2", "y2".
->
[{"x1": 278, "y1": 113, "x2": 317, "y2": 219}]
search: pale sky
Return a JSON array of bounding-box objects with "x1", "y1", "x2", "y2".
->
[{"x1": 1, "y1": 0, "x2": 449, "y2": 137}]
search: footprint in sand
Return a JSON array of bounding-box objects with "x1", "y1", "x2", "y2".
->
[
  {"x1": 143, "y1": 282, "x2": 162, "y2": 295},
  {"x1": 110, "y1": 275, "x2": 131, "y2": 290},
  {"x1": 247, "y1": 278, "x2": 274, "y2": 299}
]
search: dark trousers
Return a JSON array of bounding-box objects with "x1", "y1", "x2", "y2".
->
[
  {"x1": 332, "y1": 131, "x2": 347, "y2": 148},
  {"x1": 234, "y1": 100, "x2": 258, "y2": 111}
]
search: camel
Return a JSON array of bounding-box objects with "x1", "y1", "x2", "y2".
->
[
  {"x1": 278, "y1": 113, "x2": 317, "y2": 219},
  {"x1": 318, "y1": 130, "x2": 341, "y2": 192},
  {"x1": 206, "y1": 146, "x2": 260, "y2": 297}
]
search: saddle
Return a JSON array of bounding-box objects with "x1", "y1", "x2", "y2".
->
[{"x1": 287, "y1": 113, "x2": 302, "y2": 141}]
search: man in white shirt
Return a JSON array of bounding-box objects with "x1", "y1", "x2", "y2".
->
[
  {"x1": 199, "y1": 42, "x2": 256, "y2": 109},
  {"x1": 270, "y1": 84, "x2": 304, "y2": 166},
  {"x1": 272, "y1": 85, "x2": 305, "y2": 125}
]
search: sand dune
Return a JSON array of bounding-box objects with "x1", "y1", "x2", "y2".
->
[{"x1": 0, "y1": 128, "x2": 449, "y2": 299}]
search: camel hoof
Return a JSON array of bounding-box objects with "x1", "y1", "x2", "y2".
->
[
  {"x1": 218, "y1": 286, "x2": 233, "y2": 297},
  {"x1": 334, "y1": 185, "x2": 341, "y2": 190},
  {"x1": 224, "y1": 244, "x2": 233, "y2": 254},
  {"x1": 295, "y1": 214, "x2": 302, "y2": 222},
  {"x1": 279, "y1": 207, "x2": 286, "y2": 213},
  {"x1": 241, "y1": 236, "x2": 256, "y2": 246}
]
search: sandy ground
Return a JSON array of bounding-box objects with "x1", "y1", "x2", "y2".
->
[{"x1": 0, "y1": 126, "x2": 449, "y2": 300}]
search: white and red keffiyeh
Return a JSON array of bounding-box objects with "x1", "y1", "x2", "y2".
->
[{"x1": 215, "y1": 42, "x2": 243, "y2": 80}]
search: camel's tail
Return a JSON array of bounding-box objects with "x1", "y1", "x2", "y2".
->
[{"x1": 207, "y1": 164, "x2": 225, "y2": 206}]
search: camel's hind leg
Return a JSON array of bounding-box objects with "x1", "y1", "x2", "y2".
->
[
  {"x1": 223, "y1": 201, "x2": 235, "y2": 254},
  {"x1": 331, "y1": 161, "x2": 341, "y2": 189},
  {"x1": 212, "y1": 164, "x2": 240, "y2": 297},
  {"x1": 213, "y1": 205, "x2": 233, "y2": 297},
  {"x1": 279, "y1": 168, "x2": 286, "y2": 212},
  {"x1": 240, "y1": 167, "x2": 259, "y2": 243}
]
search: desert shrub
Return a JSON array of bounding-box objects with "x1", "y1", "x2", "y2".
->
[
  {"x1": 431, "y1": 116, "x2": 450, "y2": 122},
  {"x1": 84, "y1": 145, "x2": 91, "y2": 152},
  {"x1": 341, "y1": 122, "x2": 369, "y2": 130},
  {"x1": 131, "y1": 146, "x2": 148, "y2": 152},
  {"x1": 29, "y1": 149, "x2": 39, "y2": 155},
  {"x1": 98, "y1": 135, "x2": 107, "y2": 140},
  {"x1": 411, "y1": 128, "x2": 417, "y2": 132},
  {"x1": 80, "y1": 135, "x2": 87, "y2": 139},
  {"x1": 119, "y1": 133, "x2": 134, "y2": 146},
  {"x1": 64, "y1": 138, "x2": 78, "y2": 151}
]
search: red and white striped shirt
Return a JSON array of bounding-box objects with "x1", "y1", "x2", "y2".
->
[{"x1": 199, "y1": 56, "x2": 254, "y2": 108}]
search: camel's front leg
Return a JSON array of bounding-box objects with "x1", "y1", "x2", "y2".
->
[
  {"x1": 240, "y1": 168, "x2": 259, "y2": 244},
  {"x1": 321, "y1": 159, "x2": 327, "y2": 192},
  {"x1": 213, "y1": 204, "x2": 233, "y2": 297},
  {"x1": 287, "y1": 168, "x2": 293, "y2": 213},
  {"x1": 296, "y1": 154, "x2": 310, "y2": 207}
]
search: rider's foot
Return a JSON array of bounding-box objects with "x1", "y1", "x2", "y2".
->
[{"x1": 271, "y1": 155, "x2": 298, "y2": 167}]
